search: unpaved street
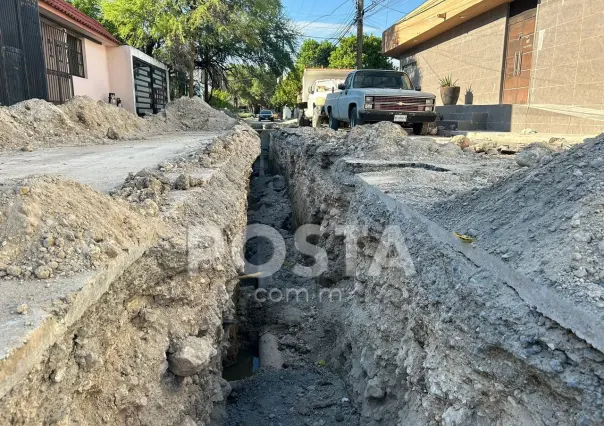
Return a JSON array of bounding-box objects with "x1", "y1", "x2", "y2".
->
[{"x1": 0, "y1": 131, "x2": 222, "y2": 192}]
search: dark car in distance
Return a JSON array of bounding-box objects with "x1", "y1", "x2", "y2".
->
[{"x1": 258, "y1": 110, "x2": 274, "y2": 122}]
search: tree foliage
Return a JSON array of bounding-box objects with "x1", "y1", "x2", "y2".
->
[
  {"x1": 271, "y1": 67, "x2": 301, "y2": 108},
  {"x1": 228, "y1": 65, "x2": 278, "y2": 110},
  {"x1": 329, "y1": 35, "x2": 392, "y2": 70},
  {"x1": 100, "y1": 0, "x2": 297, "y2": 100},
  {"x1": 296, "y1": 39, "x2": 333, "y2": 69}
]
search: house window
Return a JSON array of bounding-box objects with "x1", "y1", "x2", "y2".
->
[{"x1": 66, "y1": 34, "x2": 84, "y2": 78}]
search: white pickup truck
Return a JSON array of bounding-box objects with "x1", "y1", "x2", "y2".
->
[
  {"x1": 298, "y1": 68, "x2": 354, "y2": 127},
  {"x1": 324, "y1": 69, "x2": 437, "y2": 135}
]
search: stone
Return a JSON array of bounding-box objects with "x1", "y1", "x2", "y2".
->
[
  {"x1": 18, "y1": 186, "x2": 30, "y2": 196},
  {"x1": 175, "y1": 174, "x2": 191, "y2": 190},
  {"x1": 180, "y1": 415, "x2": 197, "y2": 426},
  {"x1": 584, "y1": 348, "x2": 604, "y2": 363},
  {"x1": 6, "y1": 265, "x2": 22, "y2": 277},
  {"x1": 521, "y1": 128, "x2": 537, "y2": 134},
  {"x1": 334, "y1": 413, "x2": 345, "y2": 422},
  {"x1": 35, "y1": 265, "x2": 52, "y2": 279},
  {"x1": 450, "y1": 135, "x2": 471, "y2": 149},
  {"x1": 106, "y1": 127, "x2": 121, "y2": 140},
  {"x1": 168, "y1": 336, "x2": 216, "y2": 376},
  {"x1": 516, "y1": 143, "x2": 554, "y2": 167},
  {"x1": 278, "y1": 334, "x2": 298, "y2": 348},
  {"x1": 364, "y1": 377, "x2": 385, "y2": 400},
  {"x1": 21, "y1": 144, "x2": 33, "y2": 152},
  {"x1": 16, "y1": 304, "x2": 28, "y2": 315},
  {"x1": 442, "y1": 406, "x2": 472, "y2": 426},
  {"x1": 42, "y1": 235, "x2": 55, "y2": 248}
]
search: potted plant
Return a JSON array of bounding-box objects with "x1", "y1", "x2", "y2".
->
[
  {"x1": 464, "y1": 86, "x2": 474, "y2": 105},
  {"x1": 439, "y1": 75, "x2": 460, "y2": 105}
]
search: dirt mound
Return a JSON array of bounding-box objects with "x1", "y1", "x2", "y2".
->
[
  {"x1": 0, "y1": 175, "x2": 154, "y2": 280},
  {"x1": 61, "y1": 96, "x2": 145, "y2": 140},
  {"x1": 332, "y1": 121, "x2": 464, "y2": 159},
  {"x1": 432, "y1": 133, "x2": 604, "y2": 304},
  {"x1": 0, "y1": 96, "x2": 237, "y2": 151},
  {"x1": 148, "y1": 96, "x2": 236, "y2": 132}
]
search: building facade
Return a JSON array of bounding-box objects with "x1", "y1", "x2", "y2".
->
[
  {"x1": 0, "y1": 0, "x2": 169, "y2": 116},
  {"x1": 383, "y1": 0, "x2": 604, "y2": 134}
]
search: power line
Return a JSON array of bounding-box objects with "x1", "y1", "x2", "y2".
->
[{"x1": 299, "y1": 0, "x2": 354, "y2": 30}]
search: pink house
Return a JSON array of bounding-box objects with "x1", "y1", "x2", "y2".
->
[{"x1": 0, "y1": 0, "x2": 169, "y2": 116}]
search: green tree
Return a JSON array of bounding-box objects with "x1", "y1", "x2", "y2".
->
[
  {"x1": 296, "y1": 39, "x2": 334, "y2": 69},
  {"x1": 228, "y1": 65, "x2": 278, "y2": 110},
  {"x1": 101, "y1": 0, "x2": 297, "y2": 101},
  {"x1": 67, "y1": 0, "x2": 119, "y2": 37},
  {"x1": 329, "y1": 35, "x2": 392, "y2": 70},
  {"x1": 271, "y1": 67, "x2": 301, "y2": 108}
]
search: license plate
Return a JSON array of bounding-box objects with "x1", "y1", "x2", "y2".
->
[{"x1": 394, "y1": 114, "x2": 407, "y2": 122}]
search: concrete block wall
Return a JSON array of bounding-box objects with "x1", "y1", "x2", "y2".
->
[
  {"x1": 529, "y1": 0, "x2": 604, "y2": 134},
  {"x1": 400, "y1": 4, "x2": 508, "y2": 106}
]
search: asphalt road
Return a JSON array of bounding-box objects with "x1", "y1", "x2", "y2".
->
[{"x1": 0, "y1": 131, "x2": 222, "y2": 192}]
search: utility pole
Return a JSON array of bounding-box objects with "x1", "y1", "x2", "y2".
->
[{"x1": 356, "y1": 0, "x2": 364, "y2": 69}]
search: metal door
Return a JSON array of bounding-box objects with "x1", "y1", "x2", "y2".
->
[{"x1": 41, "y1": 22, "x2": 73, "y2": 104}]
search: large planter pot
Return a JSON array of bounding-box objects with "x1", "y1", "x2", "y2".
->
[{"x1": 440, "y1": 86, "x2": 461, "y2": 105}]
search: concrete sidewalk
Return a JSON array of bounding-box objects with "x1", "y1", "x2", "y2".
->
[{"x1": 0, "y1": 131, "x2": 222, "y2": 192}]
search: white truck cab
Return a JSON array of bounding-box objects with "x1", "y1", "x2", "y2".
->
[{"x1": 324, "y1": 69, "x2": 437, "y2": 134}]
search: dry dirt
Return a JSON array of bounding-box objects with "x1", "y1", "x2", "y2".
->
[{"x1": 0, "y1": 96, "x2": 236, "y2": 151}]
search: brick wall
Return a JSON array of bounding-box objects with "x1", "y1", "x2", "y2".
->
[
  {"x1": 527, "y1": 0, "x2": 604, "y2": 134},
  {"x1": 400, "y1": 5, "x2": 509, "y2": 106}
]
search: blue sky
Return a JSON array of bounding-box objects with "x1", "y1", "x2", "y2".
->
[{"x1": 282, "y1": 0, "x2": 427, "y2": 43}]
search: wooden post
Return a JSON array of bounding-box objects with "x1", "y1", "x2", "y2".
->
[{"x1": 356, "y1": 0, "x2": 364, "y2": 69}]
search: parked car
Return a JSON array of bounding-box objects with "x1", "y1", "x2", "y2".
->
[
  {"x1": 297, "y1": 68, "x2": 353, "y2": 128},
  {"x1": 324, "y1": 70, "x2": 437, "y2": 135},
  {"x1": 258, "y1": 110, "x2": 274, "y2": 122}
]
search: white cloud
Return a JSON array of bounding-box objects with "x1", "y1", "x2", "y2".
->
[{"x1": 295, "y1": 21, "x2": 382, "y2": 41}]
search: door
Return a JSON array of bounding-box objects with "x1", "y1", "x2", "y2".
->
[
  {"x1": 502, "y1": 3, "x2": 537, "y2": 104},
  {"x1": 336, "y1": 73, "x2": 353, "y2": 119},
  {"x1": 41, "y1": 22, "x2": 74, "y2": 104},
  {"x1": 133, "y1": 57, "x2": 168, "y2": 116}
]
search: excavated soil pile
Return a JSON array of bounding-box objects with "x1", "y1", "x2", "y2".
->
[
  {"x1": 147, "y1": 96, "x2": 236, "y2": 133},
  {"x1": 432, "y1": 133, "x2": 604, "y2": 310},
  {"x1": 0, "y1": 176, "x2": 153, "y2": 281},
  {"x1": 0, "y1": 96, "x2": 236, "y2": 151}
]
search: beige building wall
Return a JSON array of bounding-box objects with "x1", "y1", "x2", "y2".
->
[
  {"x1": 72, "y1": 39, "x2": 110, "y2": 103},
  {"x1": 107, "y1": 46, "x2": 136, "y2": 114},
  {"x1": 400, "y1": 4, "x2": 508, "y2": 106},
  {"x1": 525, "y1": 0, "x2": 604, "y2": 134}
]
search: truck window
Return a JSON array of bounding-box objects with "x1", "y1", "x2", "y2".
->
[{"x1": 352, "y1": 71, "x2": 413, "y2": 90}]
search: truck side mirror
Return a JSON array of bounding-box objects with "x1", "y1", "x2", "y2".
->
[
  {"x1": 337, "y1": 83, "x2": 346, "y2": 90},
  {"x1": 415, "y1": 86, "x2": 422, "y2": 91}
]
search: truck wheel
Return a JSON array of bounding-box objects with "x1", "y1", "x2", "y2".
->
[
  {"x1": 349, "y1": 107, "x2": 364, "y2": 127},
  {"x1": 312, "y1": 107, "x2": 321, "y2": 128},
  {"x1": 329, "y1": 112, "x2": 339, "y2": 130},
  {"x1": 413, "y1": 122, "x2": 428, "y2": 135}
]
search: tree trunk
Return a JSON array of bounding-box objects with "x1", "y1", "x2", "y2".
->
[
  {"x1": 204, "y1": 71, "x2": 209, "y2": 102},
  {"x1": 188, "y1": 45, "x2": 196, "y2": 98}
]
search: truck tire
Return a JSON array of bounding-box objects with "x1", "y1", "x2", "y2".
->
[
  {"x1": 329, "y1": 112, "x2": 339, "y2": 130},
  {"x1": 312, "y1": 107, "x2": 321, "y2": 128},
  {"x1": 349, "y1": 107, "x2": 364, "y2": 127},
  {"x1": 413, "y1": 122, "x2": 428, "y2": 135}
]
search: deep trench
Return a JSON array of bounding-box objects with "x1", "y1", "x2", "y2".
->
[{"x1": 221, "y1": 130, "x2": 361, "y2": 425}]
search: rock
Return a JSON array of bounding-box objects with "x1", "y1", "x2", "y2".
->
[
  {"x1": 18, "y1": 186, "x2": 30, "y2": 196},
  {"x1": 42, "y1": 235, "x2": 55, "y2": 248},
  {"x1": 521, "y1": 128, "x2": 537, "y2": 134},
  {"x1": 168, "y1": 336, "x2": 216, "y2": 376},
  {"x1": 584, "y1": 348, "x2": 604, "y2": 362},
  {"x1": 278, "y1": 334, "x2": 298, "y2": 348},
  {"x1": 175, "y1": 174, "x2": 191, "y2": 190},
  {"x1": 101, "y1": 241, "x2": 121, "y2": 258},
  {"x1": 450, "y1": 135, "x2": 471, "y2": 149},
  {"x1": 106, "y1": 127, "x2": 121, "y2": 140},
  {"x1": 551, "y1": 359, "x2": 565, "y2": 373},
  {"x1": 442, "y1": 406, "x2": 472, "y2": 426},
  {"x1": 574, "y1": 268, "x2": 587, "y2": 278},
  {"x1": 21, "y1": 144, "x2": 33, "y2": 152},
  {"x1": 364, "y1": 377, "x2": 385, "y2": 400},
  {"x1": 334, "y1": 413, "x2": 345, "y2": 422},
  {"x1": 428, "y1": 126, "x2": 438, "y2": 136},
  {"x1": 6, "y1": 265, "x2": 22, "y2": 277},
  {"x1": 35, "y1": 265, "x2": 52, "y2": 279},
  {"x1": 180, "y1": 415, "x2": 197, "y2": 426},
  {"x1": 516, "y1": 143, "x2": 554, "y2": 167},
  {"x1": 16, "y1": 304, "x2": 28, "y2": 315}
]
